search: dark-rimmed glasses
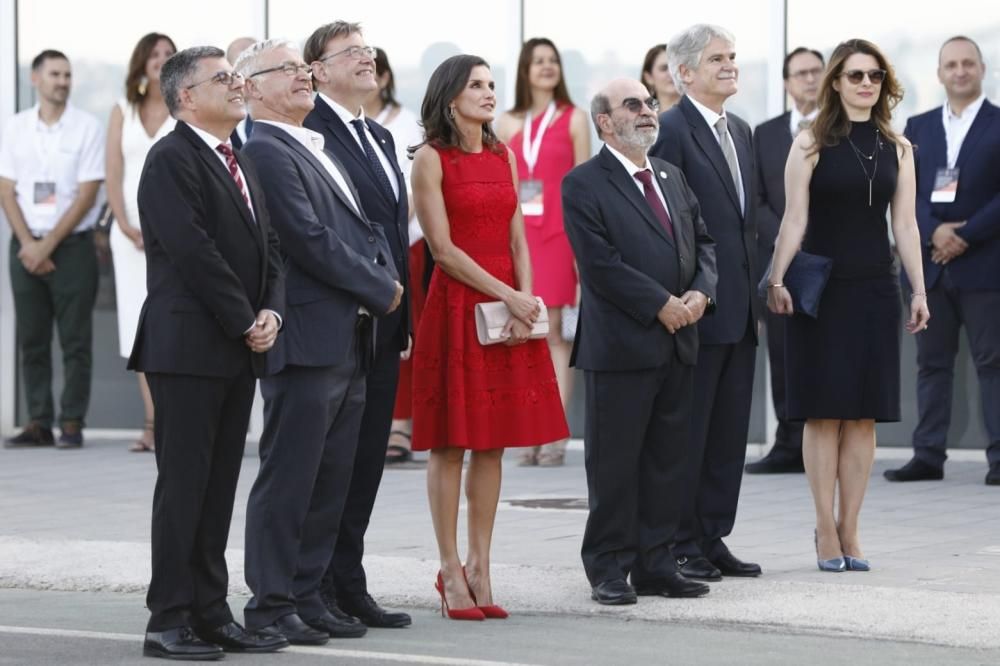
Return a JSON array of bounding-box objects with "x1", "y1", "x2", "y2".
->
[
  {"x1": 248, "y1": 62, "x2": 312, "y2": 78},
  {"x1": 616, "y1": 96, "x2": 660, "y2": 113},
  {"x1": 789, "y1": 67, "x2": 824, "y2": 81},
  {"x1": 186, "y1": 71, "x2": 244, "y2": 89},
  {"x1": 841, "y1": 69, "x2": 886, "y2": 85},
  {"x1": 317, "y1": 46, "x2": 377, "y2": 63}
]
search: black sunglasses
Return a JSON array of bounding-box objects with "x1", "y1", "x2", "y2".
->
[
  {"x1": 841, "y1": 69, "x2": 886, "y2": 85},
  {"x1": 616, "y1": 96, "x2": 660, "y2": 113}
]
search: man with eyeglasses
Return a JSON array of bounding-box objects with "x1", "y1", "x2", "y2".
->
[
  {"x1": 745, "y1": 47, "x2": 824, "y2": 475},
  {"x1": 564, "y1": 78, "x2": 717, "y2": 606},
  {"x1": 885, "y1": 35, "x2": 1000, "y2": 487},
  {"x1": 650, "y1": 24, "x2": 762, "y2": 582},
  {"x1": 131, "y1": 46, "x2": 286, "y2": 660},
  {"x1": 302, "y1": 21, "x2": 413, "y2": 631},
  {"x1": 235, "y1": 38, "x2": 404, "y2": 644}
]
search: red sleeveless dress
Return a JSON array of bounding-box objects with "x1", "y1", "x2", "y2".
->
[{"x1": 411, "y1": 144, "x2": 569, "y2": 451}]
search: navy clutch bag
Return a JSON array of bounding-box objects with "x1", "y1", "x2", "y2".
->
[{"x1": 758, "y1": 250, "x2": 833, "y2": 318}]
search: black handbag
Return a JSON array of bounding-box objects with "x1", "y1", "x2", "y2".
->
[{"x1": 758, "y1": 250, "x2": 833, "y2": 318}]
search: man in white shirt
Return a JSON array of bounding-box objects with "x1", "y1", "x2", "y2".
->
[
  {"x1": 746, "y1": 46, "x2": 825, "y2": 475},
  {"x1": 887, "y1": 36, "x2": 1000, "y2": 486},
  {"x1": 1, "y1": 49, "x2": 104, "y2": 449},
  {"x1": 235, "y1": 39, "x2": 403, "y2": 644}
]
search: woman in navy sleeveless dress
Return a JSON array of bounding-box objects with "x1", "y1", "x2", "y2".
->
[{"x1": 766, "y1": 40, "x2": 929, "y2": 572}]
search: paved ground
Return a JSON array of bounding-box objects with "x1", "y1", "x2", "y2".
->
[{"x1": 1, "y1": 438, "x2": 999, "y2": 661}]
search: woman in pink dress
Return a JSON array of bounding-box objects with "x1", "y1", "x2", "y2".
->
[
  {"x1": 496, "y1": 38, "x2": 590, "y2": 466},
  {"x1": 411, "y1": 54, "x2": 568, "y2": 620}
]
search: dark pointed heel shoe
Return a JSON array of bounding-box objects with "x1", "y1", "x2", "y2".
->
[
  {"x1": 435, "y1": 572, "x2": 485, "y2": 621},
  {"x1": 843, "y1": 555, "x2": 870, "y2": 571},
  {"x1": 814, "y1": 530, "x2": 846, "y2": 572}
]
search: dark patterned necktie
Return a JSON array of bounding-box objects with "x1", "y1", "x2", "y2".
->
[
  {"x1": 349, "y1": 118, "x2": 396, "y2": 202},
  {"x1": 215, "y1": 143, "x2": 252, "y2": 216},
  {"x1": 633, "y1": 169, "x2": 674, "y2": 239}
]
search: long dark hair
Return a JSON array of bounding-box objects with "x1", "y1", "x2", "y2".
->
[
  {"x1": 417, "y1": 54, "x2": 502, "y2": 154},
  {"x1": 374, "y1": 47, "x2": 400, "y2": 109},
  {"x1": 640, "y1": 44, "x2": 666, "y2": 96},
  {"x1": 511, "y1": 38, "x2": 573, "y2": 113},
  {"x1": 125, "y1": 32, "x2": 177, "y2": 105},
  {"x1": 810, "y1": 39, "x2": 903, "y2": 155}
]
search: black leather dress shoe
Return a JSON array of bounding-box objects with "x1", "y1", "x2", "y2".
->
[
  {"x1": 260, "y1": 613, "x2": 329, "y2": 646},
  {"x1": 3, "y1": 423, "x2": 54, "y2": 449},
  {"x1": 340, "y1": 593, "x2": 412, "y2": 628},
  {"x1": 745, "y1": 449, "x2": 804, "y2": 474},
  {"x1": 884, "y1": 457, "x2": 944, "y2": 482},
  {"x1": 676, "y1": 555, "x2": 722, "y2": 581},
  {"x1": 304, "y1": 610, "x2": 368, "y2": 638},
  {"x1": 634, "y1": 572, "x2": 710, "y2": 598},
  {"x1": 986, "y1": 464, "x2": 1000, "y2": 486},
  {"x1": 194, "y1": 621, "x2": 288, "y2": 653},
  {"x1": 143, "y1": 627, "x2": 223, "y2": 660},
  {"x1": 709, "y1": 551, "x2": 762, "y2": 577},
  {"x1": 590, "y1": 579, "x2": 637, "y2": 605}
]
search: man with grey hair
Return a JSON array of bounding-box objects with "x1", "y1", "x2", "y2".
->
[
  {"x1": 226, "y1": 37, "x2": 257, "y2": 147},
  {"x1": 237, "y1": 38, "x2": 404, "y2": 643},
  {"x1": 131, "y1": 45, "x2": 286, "y2": 659},
  {"x1": 650, "y1": 24, "x2": 762, "y2": 581},
  {"x1": 564, "y1": 78, "x2": 717, "y2": 605},
  {"x1": 303, "y1": 21, "x2": 413, "y2": 630}
]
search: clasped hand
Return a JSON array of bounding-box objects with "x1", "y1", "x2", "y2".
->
[
  {"x1": 931, "y1": 221, "x2": 968, "y2": 264},
  {"x1": 18, "y1": 240, "x2": 56, "y2": 275},
  {"x1": 245, "y1": 310, "x2": 278, "y2": 353},
  {"x1": 658, "y1": 291, "x2": 706, "y2": 334}
]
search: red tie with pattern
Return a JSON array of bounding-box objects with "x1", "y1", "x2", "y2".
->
[
  {"x1": 634, "y1": 169, "x2": 674, "y2": 239},
  {"x1": 216, "y1": 143, "x2": 252, "y2": 214}
]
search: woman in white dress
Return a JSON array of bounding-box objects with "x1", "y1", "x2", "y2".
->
[
  {"x1": 364, "y1": 47, "x2": 425, "y2": 464},
  {"x1": 105, "y1": 32, "x2": 176, "y2": 452}
]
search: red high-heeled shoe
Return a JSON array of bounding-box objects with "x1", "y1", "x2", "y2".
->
[
  {"x1": 435, "y1": 572, "x2": 485, "y2": 621},
  {"x1": 463, "y1": 566, "x2": 509, "y2": 619}
]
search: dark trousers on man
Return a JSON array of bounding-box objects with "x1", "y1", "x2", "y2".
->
[
  {"x1": 145, "y1": 366, "x2": 256, "y2": 632},
  {"x1": 581, "y1": 362, "x2": 692, "y2": 587},
  {"x1": 675, "y1": 330, "x2": 756, "y2": 560},
  {"x1": 322, "y1": 341, "x2": 401, "y2": 602},
  {"x1": 9, "y1": 233, "x2": 98, "y2": 428},
  {"x1": 244, "y1": 356, "x2": 366, "y2": 628},
  {"x1": 913, "y1": 271, "x2": 1000, "y2": 469},
  {"x1": 765, "y1": 311, "x2": 804, "y2": 455}
]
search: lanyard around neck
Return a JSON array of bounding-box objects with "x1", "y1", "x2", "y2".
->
[{"x1": 521, "y1": 101, "x2": 557, "y2": 176}]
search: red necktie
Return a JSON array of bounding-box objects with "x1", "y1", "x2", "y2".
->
[
  {"x1": 634, "y1": 169, "x2": 674, "y2": 239},
  {"x1": 216, "y1": 143, "x2": 252, "y2": 212}
]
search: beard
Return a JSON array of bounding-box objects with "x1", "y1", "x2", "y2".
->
[{"x1": 613, "y1": 117, "x2": 659, "y2": 152}]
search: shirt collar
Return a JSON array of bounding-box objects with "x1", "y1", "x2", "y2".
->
[
  {"x1": 687, "y1": 95, "x2": 726, "y2": 129},
  {"x1": 255, "y1": 119, "x2": 326, "y2": 151},
  {"x1": 318, "y1": 92, "x2": 366, "y2": 126},
  {"x1": 33, "y1": 103, "x2": 70, "y2": 131},
  {"x1": 604, "y1": 143, "x2": 653, "y2": 178},
  {"x1": 790, "y1": 105, "x2": 819, "y2": 131},
  {"x1": 945, "y1": 93, "x2": 986, "y2": 121},
  {"x1": 187, "y1": 122, "x2": 233, "y2": 153}
]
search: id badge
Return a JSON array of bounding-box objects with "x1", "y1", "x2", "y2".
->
[
  {"x1": 519, "y1": 179, "x2": 544, "y2": 217},
  {"x1": 931, "y1": 168, "x2": 959, "y2": 203},
  {"x1": 33, "y1": 181, "x2": 57, "y2": 215}
]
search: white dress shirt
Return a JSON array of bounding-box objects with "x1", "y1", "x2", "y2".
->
[
  {"x1": 186, "y1": 123, "x2": 256, "y2": 219},
  {"x1": 318, "y1": 92, "x2": 400, "y2": 201},
  {"x1": 789, "y1": 106, "x2": 819, "y2": 136},
  {"x1": 942, "y1": 93, "x2": 986, "y2": 169},
  {"x1": 604, "y1": 143, "x2": 674, "y2": 220},
  {"x1": 687, "y1": 95, "x2": 745, "y2": 212},
  {"x1": 0, "y1": 104, "x2": 105, "y2": 236}
]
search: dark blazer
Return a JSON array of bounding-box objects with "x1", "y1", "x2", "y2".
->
[
  {"x1": 753, "y1": 111, "x2": 793, "y2": 270},
  {"x1": 128, "y1": 120, "x2": 284, "y2": 378},
  {"x1": 651, "y1": 95, "x2": 759, "y2": 345},
  {"x1": 563, "y1": 147, "x2": 717, "y2": 371},
  {"x1": 241, "y1": 121, "x2": 399, "y2": 375},
  {"x1": 304, "y1": 96, "x2": 411, "y2": 350},
  {"x1": 904, "y1": 99, "x2": 1000, "y2": 291}
]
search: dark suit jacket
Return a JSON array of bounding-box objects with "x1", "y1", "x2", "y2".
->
[
  {"x1": 563, "y1": 147, "x2": 717, "y2": 371},
  {"x1": 753, "y1": 111, "x2": 793, "y2": 276},
  {"x1": 242, "y1": 121, "x2": 398, "y2": 375},
  {"x1": 128, "y1": 121, "x2": 284, "y2": 378},
  {"x1": 651, "y1": 95, "x2": 759, "y2": 345},
  {"x1": 904, "y1": 99, "x2": 1000, "y2": 291},
  {"x1": 304, "y1": 96, "x2": 411, "y2": 351}
]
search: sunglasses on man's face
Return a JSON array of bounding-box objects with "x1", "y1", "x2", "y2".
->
[
  {"x1": 618, "y1": 96, "x2": 660, "y2": 113},
  {"x1": 841, "y1": 69, "x2": 886, "y2": 85}
]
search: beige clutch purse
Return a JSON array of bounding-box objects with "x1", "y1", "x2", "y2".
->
[{"x1": 474, "y1": 297, "x2": 548, "y2": 345}]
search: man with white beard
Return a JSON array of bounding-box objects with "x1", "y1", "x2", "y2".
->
[{"x1": 563, "y1": 77, "x2": 718, "y2": 606}]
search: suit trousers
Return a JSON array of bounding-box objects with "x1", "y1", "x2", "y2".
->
[
  {"x1": 913, "y1": 272, "x2": 1000, "y2": 468},
  {"x1": 581, "y1": 362, "x2": 692, "y2": 586},
  {"x1": 145, "y1": 366, "x2": 256, "y2": 632},
  {"x1": 675, "y1": 328, "x2": 756, "y2": 560},
  {"x1": 9, "y1": 233, "x2": 98, "y2": 428},
  {"x1": 244, "y1": 357, "x2": 366, "y2": 628},
  {"x1": 765, "y1": 311, "x2": 804, "y2": 454},
  {"x1": 323, "y1": 339, "x2": 401, "y2": 601}
]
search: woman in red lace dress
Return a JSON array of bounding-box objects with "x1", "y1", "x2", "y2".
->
[{"x1": 410, "y1": 54, "x2": 568, "y2": 620}]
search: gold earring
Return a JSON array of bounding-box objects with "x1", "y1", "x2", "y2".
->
[
  {"x1": 138, "y1": 76, "x2": 148, "y2": 96},
  {"x1": 447, "y1": 106, "x2": 455, "y2": 119}
]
